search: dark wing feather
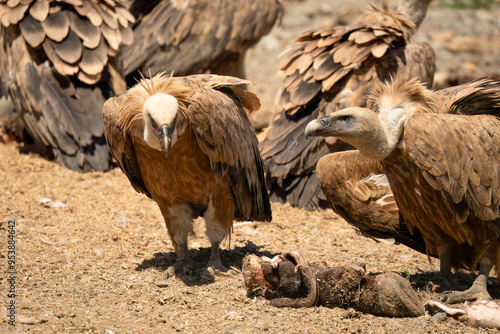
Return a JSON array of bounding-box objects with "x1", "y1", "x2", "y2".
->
[
  {"x1": 0, "y1": 0, "x2": 134, "y2": 172},
  {"x1": 120, "y1": 0, "x2": 282, "y2": 80},
  {"x1": 442, "y1": 77, "x2": 500, "y2": 116},
  {"x1": 102, "y1": 95, "x2": 151, "y2": 198},
  {"x1": 183, "y1": 75, "x2": 271, "y2": 221},
  {"x1": 260, "y1": 6, "x2": 435, "y2": 210}
]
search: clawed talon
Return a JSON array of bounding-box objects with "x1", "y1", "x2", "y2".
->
[
  {"x1": 439, "y1": 272, "x2": 492, "y2": 304},
  {"x1": 425, "y1": 277, "x2": 454, "y2": 293},
  {"x1": 441, "y1": 288, "x2": 492, "y2": 304},
  {"x1": 164, "y1": 266, "x2": 176, "y2": 279},
  {"x1": 165, "y1": 259, "x2": 195, "y2": 278}
]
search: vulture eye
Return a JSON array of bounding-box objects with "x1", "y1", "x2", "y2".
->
[
  {"x1": 149, "y1": 114, "x2": 158, "y2": 130},
  {"x1": 341, "y1": 115, "x2": 352, "y2": 123}
]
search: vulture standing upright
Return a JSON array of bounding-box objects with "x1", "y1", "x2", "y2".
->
[
  {"x1": 119, "y1": 0, "x2": 283, "y2": 86},
  {"x1": 305, "y1": 75, "x2": 500, "y2": 303},
  {"x1": 259, "y1": 0, "x2": 435, "y2": 210},
  {"x1": 0, "y1": 0, "x2": 134, "y2": 172},
  {"x1": 102, "y1": 73, "x2": 272, "y2": 276}
]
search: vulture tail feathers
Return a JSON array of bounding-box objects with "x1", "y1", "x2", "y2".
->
[{"x1": 448, "y1": 77, "x2": 500, "y2": 116}]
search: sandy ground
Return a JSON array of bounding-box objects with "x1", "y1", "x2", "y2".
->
[
  {"x1": 0, "y1": 143, "x2": 499, "y2": 333},
  {"x1": 2, "y1": 0, "x2": 500, "y2": 333}
]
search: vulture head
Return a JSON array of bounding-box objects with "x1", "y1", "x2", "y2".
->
[
  {"x1": 143, "y1": 93, "x2": 179, "y2": 158},
  {"x1": 305, "y1": 107, "x2": 407, "y2": 161},
  {"x1": 305, "y1": 76, "x2": 439, "y2": 161}
]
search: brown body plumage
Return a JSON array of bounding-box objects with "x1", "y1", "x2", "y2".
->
[
  {"x1": 305, "y1": 75, "x2": 500, "y2": 303},
  {"x1": 316, "y1": 150, "x2": 430, "y2": 255},
  {"x1": 313, "y1": 80, "x2": 493, "y2": 256},
  {"x1": 259, "y1": 0, "x2": 435, "y2": 210},
  {"x1": 119, "y1": 0, "x2": 283, "y2": 85},
  {"x1": 102, "y1": 73, "x2": 272, "y2": 275}
]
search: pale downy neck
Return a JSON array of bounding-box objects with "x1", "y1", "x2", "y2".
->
[
  {"x1": 353, "y1": 108, "x2": 406, "y2": 161},
  {"x1": 397, "y1": 0, "x2": 430, "y2": 29}
]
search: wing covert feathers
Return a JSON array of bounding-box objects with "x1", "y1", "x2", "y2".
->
[
  {"x1": 0, "y1": 0, "x2": 134, "y2": 171},
  {"x1": 120, "y1": 0, "x2": 283, "y2": 78},
  {"x1": 102, "y1": 73, "x2": 271, "y2": 222},
  {"x1": 260, "y1": 3, "x2": 435, "y2": 210}
]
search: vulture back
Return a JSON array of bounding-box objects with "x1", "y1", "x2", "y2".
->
[
  {"x1": 0, "y1": 0, "x2": 134, "y2": 171},
  {"x1": 259, "y1": 3, "x2": 435, "y2": 210},
  {"x1": 119, "y1": 0, "x2": 283, "y2": 83}
]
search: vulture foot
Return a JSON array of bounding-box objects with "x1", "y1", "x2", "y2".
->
[
  {"x1": 165, "y1": 258, "x2": 195, "y2": 278},
  {"x1": 441, "y1": 274, "x2": 492, "y2": 304},
  {"x1": 441, "y1": 286, "x2": 492, "y2": 304},
  {"x1": 199, "y1": 259, "x2": 229, "y2": 279},
  {"x1": 425, "y1": 278, "x2": 455, "y2": 293}
]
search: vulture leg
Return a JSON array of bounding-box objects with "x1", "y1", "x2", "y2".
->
[
  {"x1": 163, "y1": 207, "x2": 195, "y2": 277},
  {"x1": 441, "y1": 260, "x2": 493, "y2": 304},
  {"x1": 427, "y1": 247, "x2": 454, "y2": 292},
  {"x1": 207, "y1": 240, "x2": 227, "y2": 272},
  {"x1": 169, "y1": 241, "x2": 196, "y2": 276},
  {"x1": 200, "y1": 200, "x2": 233, "y2": 276}
]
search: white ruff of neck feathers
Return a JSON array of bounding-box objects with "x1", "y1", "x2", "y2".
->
[
  {"x1": 143, "y1": 93, "x2": 179, "y2": 151},
  {"x1": 379, "y1": 107, "x2": 405, "y2": 157}
]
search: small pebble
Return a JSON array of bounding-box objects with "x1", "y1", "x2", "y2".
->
[{"x1": 430, "y1": 312, "x2": 447, "y2": 322}]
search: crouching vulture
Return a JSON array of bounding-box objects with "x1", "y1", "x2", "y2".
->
[
  {"x1": 259, "y1": 0, "x2": 435, "y2": 210},
  {"x1": 102, "y1": 73, "x2": 272, "y2": 276},
  {"x1": 305, "y1": 75, "x2": 500, "y2": 303}
]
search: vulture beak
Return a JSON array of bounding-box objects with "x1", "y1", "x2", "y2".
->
[
  {"x1": 304, "y1": 116, "x2": 330, "y2": 138},
  {"x1": 157, "y1": 124, "x2": 173, "y2": 158}
]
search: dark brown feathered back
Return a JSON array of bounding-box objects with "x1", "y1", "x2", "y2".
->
[
  {"x1": 0, "y1": 0, "x2": 134, "y2": 171},
  {"x1": 259, "y1": 2, "x2": 435, "y2": 210},
  {"x1": 1, "y1": 0, "x2": 134, "y2": 86},
  {"x1": 120, "y1": 0, "x2": 283, "y2": 80}
]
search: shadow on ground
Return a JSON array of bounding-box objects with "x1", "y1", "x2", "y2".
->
[{"x1": 134, "y1": 241, "x2": 280, "y2": 286}]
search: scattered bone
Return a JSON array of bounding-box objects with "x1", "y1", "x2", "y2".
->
[{"x1": 425, "y1": 299, "x2": 500, "y2": 330}]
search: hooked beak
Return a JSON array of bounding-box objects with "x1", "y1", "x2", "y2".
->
[
  {"x1": 304, "y1": 116, "x2": 330, "y2": 138},
  {"x1": 157, "y1": 125, "x2": 173, "y2": 158}
]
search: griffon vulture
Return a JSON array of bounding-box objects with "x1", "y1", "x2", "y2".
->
[
  {"x1": 305, "y1": 75, "x2": 500, "y2": 303},
  {"x1": 311, "y1": 80, "x2": 498, "y2": 257},
  {"x1": 259, "y1": 0, "x2": 435, "y2": 210},
  {"x1": 102, "y1": 73, "x2": 272, "y2": 276},
  {"x1": 0, "y1": 0, "x2": 134, "y2": 171},
  {"x1": 119, "y1": 0, "x2": 283, "y2": 86}
]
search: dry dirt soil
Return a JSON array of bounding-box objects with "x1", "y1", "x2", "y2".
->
[
  {"x1": 1, "y1": 143, "x2": 499, "y2": 334},
  {"x1": 2, "y1": 1, "x2": 500, "y2": 333}
]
